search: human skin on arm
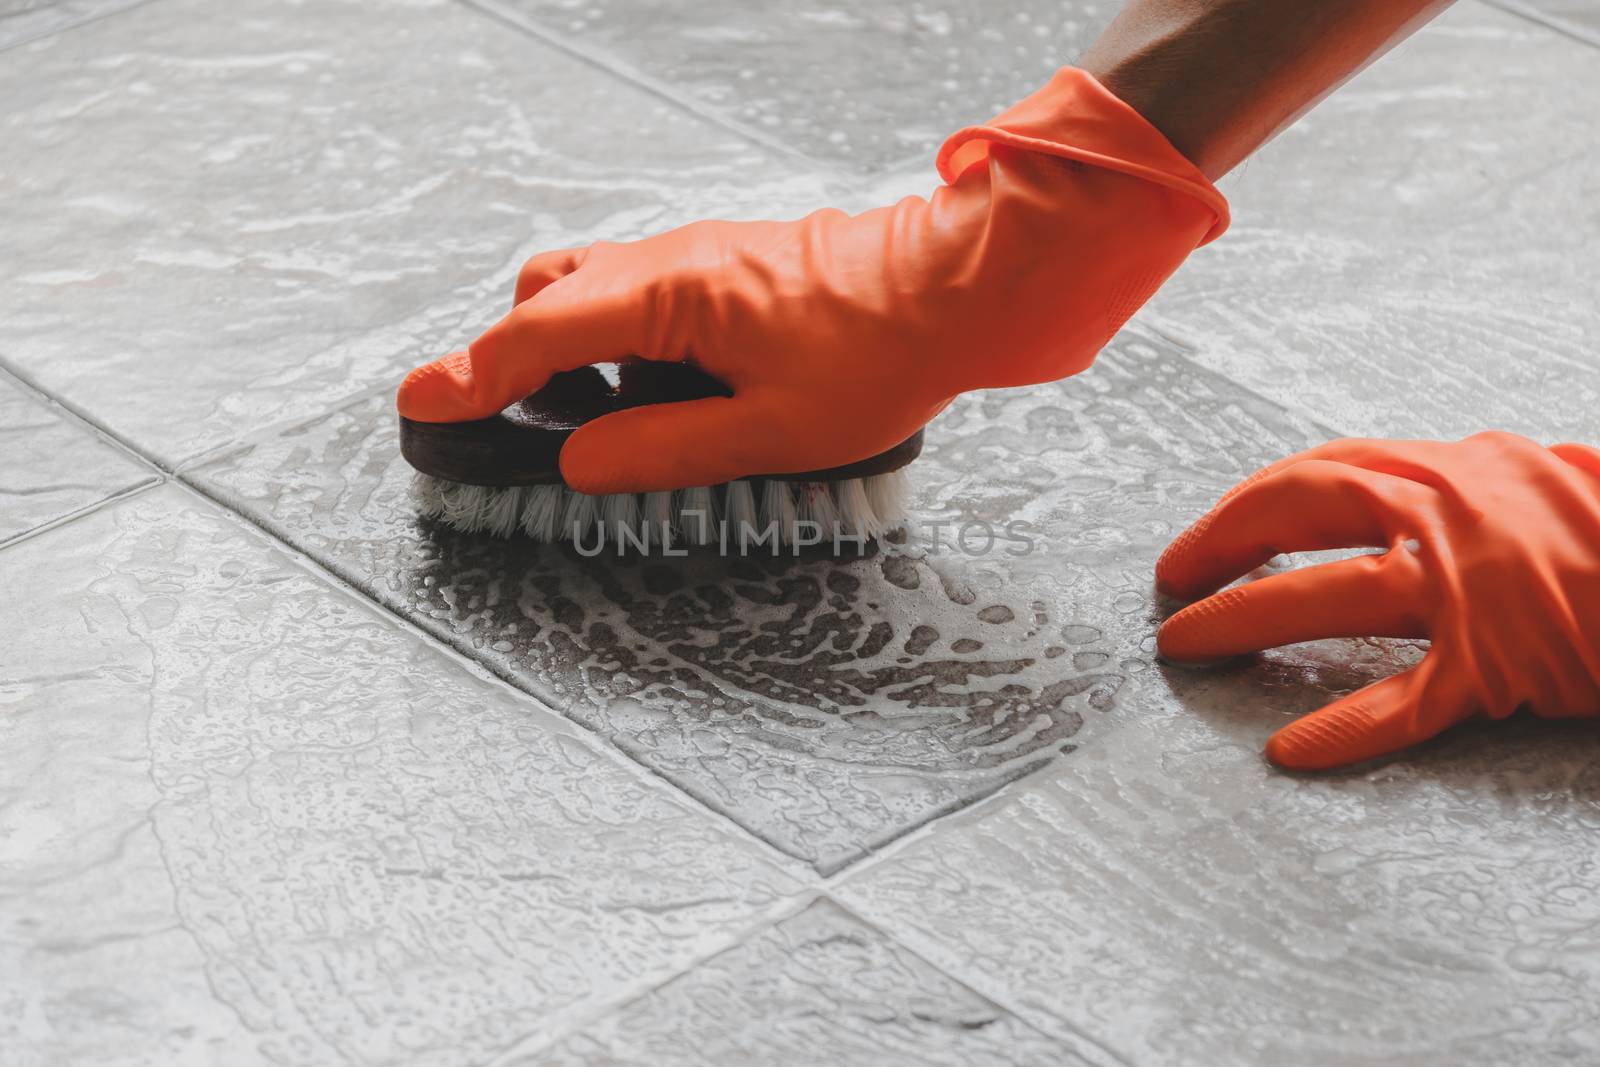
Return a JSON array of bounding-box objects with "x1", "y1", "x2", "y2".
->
[{"x1": 1081, "y1": 0, "x2": 1457, "y2": 180}]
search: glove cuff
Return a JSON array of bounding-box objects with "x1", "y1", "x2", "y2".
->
[{"x1": 937, "y1": 66, "x2": 1230, "y2": 246}]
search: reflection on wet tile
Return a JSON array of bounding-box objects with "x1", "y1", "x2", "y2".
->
[
  {"x1": 0, "y1": 373, "x2": 156, "y2": 544},
  {"x1": 491, "y1": 0, "x2": 1117, "y2": 173},
  {"x1": 0, "y1": 0, "x2": 793, "y2": 466},
  {"x1": 0, "y1": 0, "x2": 140, "y2": 49},
  {"x1": 191, "y1": 328, "x2": 1330, "y2": 872},
  {"x1": 531, "y1": 899, "x2": 1088, "y2": 1067},
  {"x1": 838, "y1": 653, "x2": 1600, "y2": 1065},
  {"x1": 1151, "y1": 2, "x2": 1600, "y2": 443},
  {"x1": 0, "y1": 486, "x2": 801, "y2": 1065}
]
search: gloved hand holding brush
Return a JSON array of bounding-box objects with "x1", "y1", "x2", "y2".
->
[
  {"x1": 399, "y1": 0, "x2": 1457, "y2": 527},
  {"x1": 398, "y1": 67, "x2": 1228, "y2": 494},
  {"x1": 1157, "y1": 433, "x2": 1600, "y2": 769}
]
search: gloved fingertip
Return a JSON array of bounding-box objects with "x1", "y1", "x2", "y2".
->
[
  {"x1": 396, "y1": 352, "x2": 498, "y2": 422},
  {"x1": 1153, "y1": 519, "x2": 1213, "y2": 601},
  {"x1": 1157, "y1": 586, "x2": 1258, "y2": 663},
  {"x1": 1155, "y1": 618, "x2": 1223, "y2": 667},
  {"x1": 1264, "y1": 701, "x2": 1385, "y2": 771}
]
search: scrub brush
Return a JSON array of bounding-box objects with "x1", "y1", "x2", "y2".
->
[{"x1": 398, "y1": 361, "x2": 922, "y2": 549}]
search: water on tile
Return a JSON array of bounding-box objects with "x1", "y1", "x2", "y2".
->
[
  {"x1": 0, "y1": 485, "x2": 801, "y2": 1065},
  {"x1": 838, "y1": 651, "x2": 1600, "y2": 1065},
  {"x1": 0, "y1": 0, "x2": 139, "y2": 49},
  {"x1": 0, "y1": 0, "x2": 805, "y2": 466},
  {"x1": 490, "y1": 0, "x2": 1119, "y2": 173},
  {"x1": 192, "y1": 328, "x2": 1333, "y2": 872},
  {"x1": 529, "y1": 899, "x2": 1092, "y2": 1067},
  {"x1": 1148, "y1": 2, "x2": 1600, "y2": 444},
  {"x1": 0, "y1": 373, "x2": 156, "y2": 544},
  {"x1": 1488, "y1": 0, "x2": 1600, "y2": 43}
]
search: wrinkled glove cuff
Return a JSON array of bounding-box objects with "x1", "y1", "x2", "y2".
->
[{"x1": 937, "y1": 66, "x2": 1230, "y2": 246}]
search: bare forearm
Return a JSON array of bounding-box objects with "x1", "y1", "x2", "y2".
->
[{"x1": 1080, "y1": 0, "x2": 1456, "y2": 178}]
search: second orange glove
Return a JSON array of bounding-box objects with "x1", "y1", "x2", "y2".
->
[
  {"x1": 397, "y1": 68, "x2": 1227, "y2": 494},
  {"x1": 1158, "y1": 432, "x2": 1600, "y2": 769}
]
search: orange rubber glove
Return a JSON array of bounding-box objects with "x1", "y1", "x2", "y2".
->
[
  {"x1": 1156, "y1": 432, "x2": 1600, "y2": 770},
  {"x1": 397, "y1": 68, "x2": 1227, "y2": 494}
]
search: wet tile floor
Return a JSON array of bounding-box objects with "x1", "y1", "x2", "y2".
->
[{"x1": 2, "y1": 2, "x2": 1597, "y2": 1064}]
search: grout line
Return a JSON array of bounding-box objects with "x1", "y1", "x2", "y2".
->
[
  {"x1": 451, "y1": 0, "x2": 854, "y2": 183},
  {"x1": 818, "y1": 762, "x2": 1049, "y2": 888},
  {"x1": 0, "y1": 477, "x2": 165, "y2": 552},
  {"x1": 1479, "y1": 0, "x2": 1600, "y2": 49},
  {"x1": 8, "y1": 1, "x2": 1563, "y2": 1050},
  {"x1": 1135, "y1": 318, "x2": 1353, "y2": 441},
  {"x1": 0, "y1": 0, "x2": 1385, "y2": 889},
  {"x1": 0, "y1": 340, "x2": 819, "y2": 881},
  {"x1": 171, "y1": 376, "x2": 405, "y2": 476},
  {"x1": 6, "y1": 424, "x2": 1109, "y2": 1064},
  {"x1": 171, "y1": 465, "x2": 823, "y2": 884},
  {"x1": 812, "y1": 749, "x2": 1074, "y2": 881},
  {"x1": 822, "y1": 895, "x2": 1136, "y2": 1067},
  {"x1": 481, "y1": 889, "x2": 827, "y2": 1064},
  {"x1": 89, "y1": 476, "x2": 831, "y2": 1053},
  {"x1": 0, "y1": 313, "x2": 1350, "y2": 896},
  {"x1": 0, "y1": 359, "x2": 173, "y2": 549},
  {"x1": 157, "y1": 315, "x2": 1344, "y2": 891},
  {"x1": 0, "y1": 360, "x2": 819, "y2": 879},
  {"x1": 0, "y1": 0, "x2": 162, "y2": 55},
  {"x1": 0, "y1": 356, "x2": 175, "y2": 474},
  {"x1": 809, "y1": 318, "x2": 1365, "y2": 873}
]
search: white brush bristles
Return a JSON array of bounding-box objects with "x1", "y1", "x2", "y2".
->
[
  {"x1": 521, "y1": 485, "x2": 563, "y2": 541},
  {"x1": 832, "y1": 477, "x2": 878, "y2": 537},
  {"x1": 561, "y1": 491, "x2": 600, "y2": 537},
  {"x1": 678, "y1": 486, "x2": 716, "y2": 546},
  {"x1": 408, "y1": 471, "x2": 911, "y2": 550},
  {"x1": 863, "y1": 470, "x2": 909, "y2": 530},
  {"x1": 641, "y1": 491, "x2": 675, "y2": 550},
  {"x1": 601, "y1": 492, "x2": 640, "y2": 541},
  {"x1": 795, "y1": 481, "x2": 839, "y2": 536},
  {"x1": 760, "y1": 479, "x2": 798, "y2": 536},
  {"x1": 723, "y1": 481, "x2": 757, "y2": 547}
]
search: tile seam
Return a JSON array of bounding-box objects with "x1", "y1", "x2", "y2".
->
[
  {"x1": 1479, "y1": 0, "x2": 1600, "y2": 49},
  {"x1": 0, "y1": 476, "x2": 165, "y2": 552},
  {"x1": 823, "y1": 893, "x2": 1138, "y2": 1067},
  {"x1": 0, "y1": 0, "x2": 162, "y2": 55},
  {"x1": 0, "y1": 357, "x2": 170, "y2": 474},
  {"x1": 479, "y1": 889, "x2": 828, "y2": 1064},
  {"x1": 168, "y1": 471, "x2": 823, "y2": 882},
  {"x1": 451, "y1": 0, "x2": 854, "y2": 181}
]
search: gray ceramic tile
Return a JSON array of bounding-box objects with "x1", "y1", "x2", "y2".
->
[
  {"x1": 0, "y1": 0, "x2": 141, "y2": 49},
  {"x1": 529, "y1": 899, "x2": 1088, "y2": 1067},
  {"x1": 1149, "y1": 2, "x2": 1600, "y2": 444},
  {"x1": 1488, "y1": 0, "x2": 1600, "y2": 45},
  {"x1": 190, "y1": 328, "x2": 1330, "y2": 872},
  {"x1": 0, "y1": 373, "x2": 156, "y2": 544},
  {"x1": 838, "y1": 654, "x2": 1600, "y2": 1065},
  {"x1": 489, "y1": 0, "x2": 1119, "y2": 173},
  {"x1": 0, "y1": 485, "x2": 802, "y2": 1066},
  {"x1": 0, "y1": 0, "x2": 800, "y2": 467}
]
